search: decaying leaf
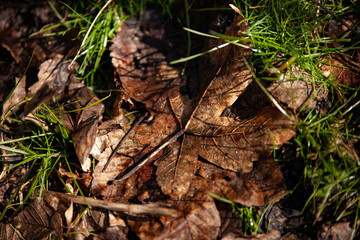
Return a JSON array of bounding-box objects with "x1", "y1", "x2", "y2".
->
[
  {"x1": 0, "y1": 25, "x2": 22, "y2": 64},
  {"x1": 155, "y1": 13, "x2": 295, "y2": 203},
  {"x1": 22, "y1": 54, "x2": 75, "y2": 118},
  {"x1": 0, "y1": 53, "x2": 104, "y2": 172},
  {"x1": 18, "y1": 55, "x2": 104, "y2": 171},
  {"x1": 126, "y1": 200, "x2": 220, "y2": 240},
  {"x1": 156, "y1": 201, "x2": 221, "y2": 240},
  {"x1": 72, "y1": 119, "x2": 98, "y2": 171},
  {"x1": 0, "y1": 164, "x2": 27, "y2": 206},
  {"x1": 321, "y1": 15, "x2": 360, "y2": 92},
  {"x1": 321, "y1": 52, "x2": 360, "y2": 88},
  {"x1": 69, "y1": 209, "x2": 107, "y2": 240},
  {"x1": 0, "y1": 1, "x2": 80, "y2": 104},
  {"x1": 62, "y1": 77, "x2": 104, "y2": 172},
  {"x1": 110, "y1": 9, "x2": 184, "y2": 111},
  {"x1": 69, "y1": 209, "x2": 127, "y2": 240},
  {"x1": 0, "y1": 190, "x2": 70, "y2": 240},
  {"x1": 0, "y1": 51, "x2": 21, "y2": 105},
  {"x1": 267, "y1": 76, "x2": 328, "y2": 112},
  {"x1": 90, "y1": 109, "x2": 176, "y2": 200},
  {"x1": 0, "y1": 223, "x2": 21, "y2": 240},
  {"x1": 326, "y1": 15, "x2": 360, "y2": 42},
  {"x1": 94, "y1": 226, "x2": 128, "y2": 240},
  {"x1": 93, "y1": 212, "x2": 128, "y2": 240},
  {"x1": 1, "y1": 76, "x2": 26, "y2": 121},
  {"x1": 97, "y1": 9, "x2": 185, "y2": 187},
  {"x1": 90, "y1": 122, "x2": 141, "y2": 199},
  {"x1": 317, "y1": 220, "x2": 360, "y2": 240},
  {"x1": 216, "y1": 201, "x2": 244, "y2": 238}
]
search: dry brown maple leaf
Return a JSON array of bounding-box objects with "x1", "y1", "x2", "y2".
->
[
  {"x1": 94, "y1": 8, "x2": 296, "y2": 239},
  {"x1": 154, "y1": 13, "x2": 295, "y2": 204},
  {"x1": 105, "y1": 8, "x2": 295, "y2": 205}
]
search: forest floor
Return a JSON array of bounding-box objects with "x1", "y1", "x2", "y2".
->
[{"x1": 0, "y1": 1, "x2": 359, "y2": 239}]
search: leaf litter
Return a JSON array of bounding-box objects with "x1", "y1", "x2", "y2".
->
[
  {"x1": 0, "y1": 190, "x2": 67, "y2": 240},
  {"x1": 2, "y1": 53, "x2": 104, "y2": 172},
  {"x1": 1, "y1": 5, "x2": 295, "y2": 239},
  {"x1": 1, "y1": 1, "x2": 359, "y2": 239},
  {"x1": 88, "y1": 7, "x2": 296, "y2": 238}
]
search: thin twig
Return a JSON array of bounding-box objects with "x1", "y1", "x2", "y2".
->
[
  {"x1": 102, "y1": 112, "x2": 149, "y2": 172},
  {"x1": 38, "y1": 190, "x2": 178, "y2": 217}
]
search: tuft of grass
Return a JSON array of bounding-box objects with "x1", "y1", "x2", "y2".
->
[
  {"x1": 0, "y1": 102, "x2": 71, "y2": 221},
  {"x1": 208, "y1": 192, "x2": 264, "y2": 235},
  {"x1": 232, "y1": 0, "x2": 359, "y2": 231},
  {"x1": 295, "y1": 103, "x2": 360, "y2": 222},
  {"x1": 52, "y1": 1, "x2": 123, "y2": 87}
]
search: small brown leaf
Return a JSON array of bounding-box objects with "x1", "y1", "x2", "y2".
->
[
  {"x1": 155, "y1": 201, "x2": 221, "y2": 240},
  {"x1": 327, "y1": 16, "x2": 359, "y2": 40},
  {"x1": 61, "y1": 76, "x2": 104, "y2": 171},
  {"x1": 1, "y1": 76, "x2": 26, "y2": 121},
  {"x1": 127, "y1": 199, "x2": 220, "y2": 240},
  {"x1": 317, "y1": 220, "x2": 360, "y2": 240},
  {"x1": 72, "y1": 119, "x2": 98, "y2": 172},
  {"x1": 12, "y1": 55, "x2": 104, "y2": 171},
  {"x1": 131, "y1": 103, "x2": 179, "y2": 147},
  {"x1": 90, "y1": 104, "x2": 179, "y2": 199},
  {"x1": 0, "y1": 192, "x2": 70, "y2": 240},
  {"x1": 267, "y1": 77, "x2": 328, "y2": 111},
  {"x1": 63, "y1": 78, "x2": 104, "y2": 131},
  {"x1": 0, "y1": 27, "x2": 22, "y2": 63},
  {"x1": 216, "y1": 200, "x2": 245, "y2": 238},
  {"x1": 321, "y1": 52, "x2": 360, "y2": 88},
  {"x1": 209, "y1": 159, "x2": 287, "y2": 206},
  {"x1": 0, "y1": 222, "x2": 21, "y2": 240},
  {"x1": 91, "y1": 125, "x2": 139, "y2": 199},
  {"x1": 22, "y1": 54, "x2": 75, "y2": 118},
  {"x1": 90, "y1": 120, "x2": 163, "y2": 200},
  {"x1": 69, "y1": 209, "x2": 105, "y2": 239},
  {"x1": 0, "y1": 165, "x2": 27, "y2": 206}
]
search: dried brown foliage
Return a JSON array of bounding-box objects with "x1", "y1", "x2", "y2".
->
[
  {"x1": 0, "y1": 3, "x2": 304, "y2": 240},
  {"x1": 89, "y1": 8, "x2": 296, "y2": 239},
  {"x1": 0, "y1": 191, "x2": 69, "y2": 240},
  {"x1": 110, "y1": 9, "x2": 184, "y2": 112}
]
